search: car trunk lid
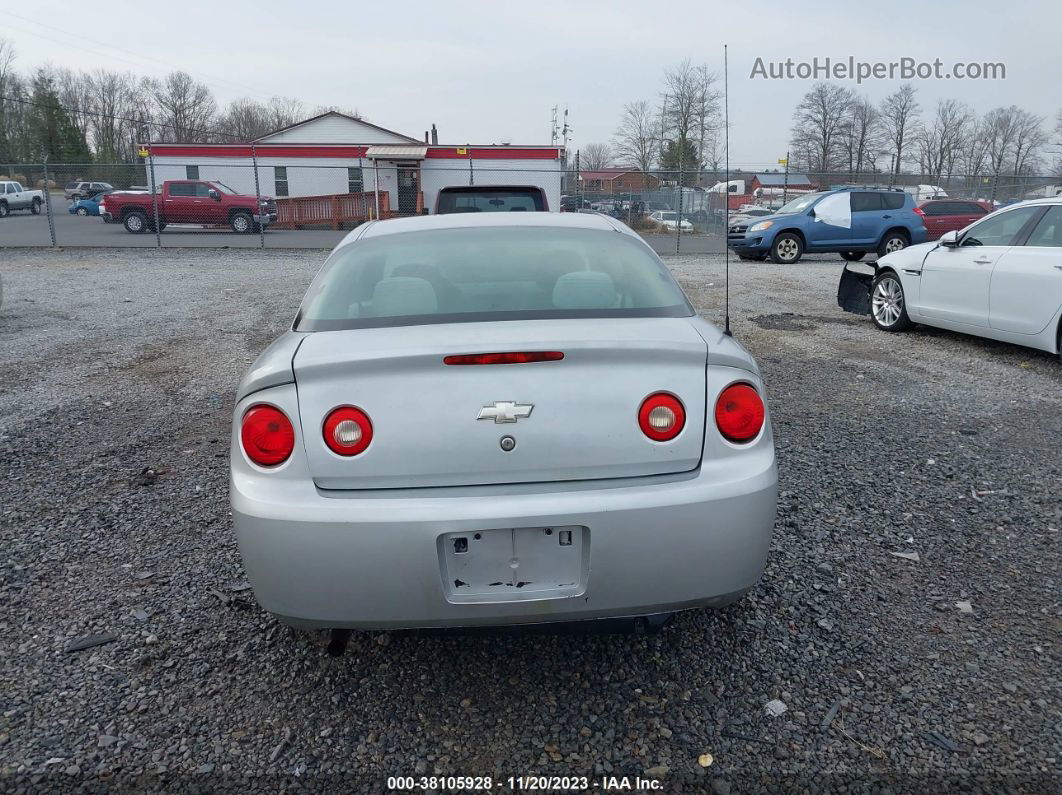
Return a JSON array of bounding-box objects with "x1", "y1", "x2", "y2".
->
[{"x1": 293, "y1": 318, "x2": 707, "y2": 489}]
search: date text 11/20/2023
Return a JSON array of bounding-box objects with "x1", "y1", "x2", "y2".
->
[{"x1": 386, "y1": 775, "x2": 665, "y2": 791}]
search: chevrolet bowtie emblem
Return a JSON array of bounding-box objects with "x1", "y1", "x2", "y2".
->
[{"x1": 477, "y1": 401, "x2": 534, "y2": 424}]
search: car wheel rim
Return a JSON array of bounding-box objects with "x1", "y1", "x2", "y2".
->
[
  {"x1": 885, "y1": 237, "x2": 906, "y2": 253},
  {"x1": 777, "y1": 239, "x2": 798, "y2": 261},
  {"x1": 872, "y1": 278, "x2": 903, "y2": 326},
  {"x1": 77, "y1": 209, "x2": 87, "y2": 215},
  {"x1": 234, "y1": 217, "x2": 248, "y2": 232},
  {"x1": 128, "y1": 216, "x2": 142, "y2": 231}
]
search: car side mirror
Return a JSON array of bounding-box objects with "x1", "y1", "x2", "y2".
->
[
  {"x1": 939, "y1": 230, "x2": 960, "y2": 248},
  {"x1": 208, "y1": 189, "x2": 220, "y2": 201}
]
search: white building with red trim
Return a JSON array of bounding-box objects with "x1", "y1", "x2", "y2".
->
[{"x1": 144, "y1": 111, "x2": 565, "y2": 216}]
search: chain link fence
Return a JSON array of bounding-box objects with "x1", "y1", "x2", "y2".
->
[{"x1": 2, "y1": 160, "x2": 1059, "y2": 254}]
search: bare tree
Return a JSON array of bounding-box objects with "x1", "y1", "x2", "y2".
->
[
  {"x1": 879, "y1": 83, "x2": 920, "y2": 173},
  {"x1": 659, "y1": 60, "x2": 718, "y2": 175},
  {"x1": 982, "y1": 106, "x2": 1021, "y2": 199},
  {"x1": 612, "y1": 100, "x2": 657, "y2": 178},
  {"x1": 218, "y1": 98, "x2": 273, "y2": 141},
  {"x1": 1054, "y1": 110, "x2": 1062, "y2": 177},
  {"x1": 266, "y1": 97, "x2": 305, "y2": 132},
  {"x1": 580, "y1": 142, "x2": 613, "y2": 171},
  {"x1": 148, "y1": 71, "x2": 217, "y2": 142},
  {"x1": 86, "y1": 70, "x2": 135, "y2": 160},
  {"x1": 1011, "y1": 109, "x2": 1046, "y2": 175},
  {"x1": 838, "y1": 95, "x2": 881, "y2": 178},
  {"x1": 915, "y1": 99, "x2": 973, "y2": 182},
  {"x1": 55, "y1": 68, "x2": 93, "y2": 143},
  {"x1": 789, "y1": 81, "x2": 853, "y2": 174}
]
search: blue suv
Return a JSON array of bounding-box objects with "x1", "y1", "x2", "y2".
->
[{"x1": 727, "y1": 188, "x2": 927, "y2": 264}]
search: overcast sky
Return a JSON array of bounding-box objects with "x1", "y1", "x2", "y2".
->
[{"x1": 2, "y1": 0, "x2": 1059, "y2": 167}]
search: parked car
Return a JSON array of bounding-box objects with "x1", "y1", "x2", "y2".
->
[
  {"x1": 99, "y1": 180, "x2": 277, "y2": 233},
  {"x1": 727, "y1": 206, "x2": 774, "y2": 228},
  {"x1": 915, "y1": 199, "x2": 993, "y2": 240},
  {"x1": 0, "y1": 181, "x2": 45, "y2": 218},
  {"x1": 838, "y1": 198, "x2": 1062, "y2": 361},
  {"x1": 68, "y1": 191, "x2": 113, "y2": 216},
  {"x1": 728, "y1": 188, "x2": 927, "y2": 264},
  {"x1": 435, "y1": 185, "x2": 548, "y2": 214},
  {"x1": 560, "y1": 195, "x2": 591, "y2": 212},
  {"x1": 64, "y1": 181, "x2": 113, "y2": 201},
  {"x1": 649, "y1": 211, "x2": 693, "y2": 232},
  {"x1": 230, "y1": 212, "x2": 777, "y2": 635}
]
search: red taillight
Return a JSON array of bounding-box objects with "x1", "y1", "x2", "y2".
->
[
  {"x1": 638, "y1": 393, "x2": 685, "y2": 441},
  {"x1": 240, "y1": 405, "x2": 295, "y2": 466},
  {"x1": 443, "y1": 351, "x2": 564, "y2": 365},
  {"x1": 323, "y1": 406, "x2": 373, "y2": 456},
  {"x1": 914, "y1": 206, "x2": 926, "y2": 218},
  {"x1": 715, "y1": 383, "x2": 765, "y2": 444}
]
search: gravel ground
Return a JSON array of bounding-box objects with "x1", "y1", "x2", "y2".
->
[{"x1": 0, "y1": 248, "x2": 1059, "y2": 793}]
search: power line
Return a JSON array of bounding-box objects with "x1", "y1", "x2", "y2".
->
[
  {"x1": 0, "y1": 10, "x2": 275, "y2": 104},
  {"x1": 0, "y1": 93, "x2": 246, "y2": 142}
]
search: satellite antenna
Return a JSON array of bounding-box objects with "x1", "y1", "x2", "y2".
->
[{"x1": 723, "y1": 44, "x2": 732, "y2": 337}]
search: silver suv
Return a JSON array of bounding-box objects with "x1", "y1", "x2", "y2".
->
[{"x1": 64, "y1": 181, "x2": 113, "y2": 201}]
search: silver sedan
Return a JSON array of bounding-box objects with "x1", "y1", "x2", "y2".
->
[{"x1": 230, "y1": 212, "x2": 777, "y2": 631}]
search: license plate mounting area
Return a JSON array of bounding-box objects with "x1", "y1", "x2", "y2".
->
[{"x1": 439, "y1": 525, "x2": 588, "y2": 603}]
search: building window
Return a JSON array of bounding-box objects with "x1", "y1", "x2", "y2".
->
[
  {"x1": 186, "y1": 165, "x2": 199, "y2": 180},
  {"x1": 274, "y1": 166, "x2": 288, "y2": 197},
  {"x1": 347, "y1": 167, "x2": 363, "y2": 194}
]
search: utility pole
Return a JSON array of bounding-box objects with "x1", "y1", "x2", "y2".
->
[{"x1": 782, "y1": 150, "x2": 790, "y2": 205}]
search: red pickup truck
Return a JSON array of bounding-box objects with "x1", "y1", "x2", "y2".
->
[{"x1": 100, "y1": 180, "x2": 278, "y2": 234}]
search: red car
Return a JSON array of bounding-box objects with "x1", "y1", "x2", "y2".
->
[
  {"x1": 914, "y1": 199, "x2": 994, "y2": 241},
  {"x1": 100, "y1": 180, "x2": 277, "y2": 234}
]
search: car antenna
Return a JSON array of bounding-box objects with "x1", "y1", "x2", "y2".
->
[{"x1": 723, "y1": 44, "x2": 733, "y2": 337}]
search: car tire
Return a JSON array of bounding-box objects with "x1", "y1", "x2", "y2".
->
[
  {"x1": 870, "y1": 271, "x2": 913, "y2": 332},
  {"x1": 76, "y1": 207, "x2": 88, "y2": 216},
  {"x1": 123, "y1": 211, "x2": 147, "y2": 234},
  {"x1": 840, "y1": 251, "x2": 865, "y2": 261},
  {"x1": 0, "y1": 201, "x2": 8, "y2": 219},
  {"x1": 230, "y1": 211, "x2": 253, "y2": 233},
  {"x1": 877, "y1": 230, "x2": 909, "y2": 258},
  {"x1": 769, "y1": 233, "x2": 803, "y2": 264},
  {"x1": 31, "y1": 198, "x2": 42, "y2": 215}
]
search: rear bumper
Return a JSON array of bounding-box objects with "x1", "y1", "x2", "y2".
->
[
  {"x1": 232, "y1": 450, "x2": 777, "y2": 630},
  {"x1": 100, "y1": 211, "x2": 113, "y2": 222}
]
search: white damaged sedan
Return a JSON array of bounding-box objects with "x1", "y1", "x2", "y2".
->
[{"x1": 231, "y1": 212, "x2": 777, "y2": 633}]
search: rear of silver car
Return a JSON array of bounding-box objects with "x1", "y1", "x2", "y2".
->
[{"x1": 231, "y1": 216, "x2": 776, "y2": 629}]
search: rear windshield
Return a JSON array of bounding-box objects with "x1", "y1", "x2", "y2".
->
[
  {"x1": 295, "y1": 227, "x2": 693, "y2": 331},
  {"x1": 437, "y1": 189, "x2": 545, "y2": 213}
]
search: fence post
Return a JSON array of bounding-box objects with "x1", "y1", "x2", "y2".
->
[
  {"x1": 146, "y1": 136, "x2": 161, "y2": 248},
  {"x1": 675, "y1": 162, "x2": 684, "y2": 255},
  {"x1": 251, "y1": 143, "x2": 264, "y2": 249},
  {"x1": 42, "y1": 158, "x2": 57, "y2": 247},
  {"x1": 373, "y1": 161, "x2": 380, "y2": 219}
]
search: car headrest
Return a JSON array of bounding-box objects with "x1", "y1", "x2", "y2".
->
[
  {"x1": 369, "y1": 277, "x2": 438, "y2": 317},
  {"x1": 552, "y1": 271, "x2": 617, "y2": 309}
]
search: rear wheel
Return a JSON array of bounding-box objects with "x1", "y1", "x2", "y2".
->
[
  {"x1": 0, "y1": 201, "x2": 8, "y2": 219},
  {"x1": 76, "y1": 207, "x2": 88, "y2": 216},
  {"x1": 31, "y1": 198, "x2": 42, "y2": 215},
  {"x1": 230, "y1": 211, "x2": 253, "y2": 233},
  {"x1": 877, "y1": 230, "x2": 909, "y2": 258},
  {"x1": 870, "y1": 271, "x2": 912, "y2": 331},
  {"x1": 770, "y1": 233, "x2": 803, "y2": 264},
  {"x1": 123, "y1": 211, "x2": 147, "y2": 234},
  {"x1": 840, "y1": 251, "x2": 865, "y2": 261}
]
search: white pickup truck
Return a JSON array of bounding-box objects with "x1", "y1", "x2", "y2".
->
[{"x1": 0, "y1": 181, "x2": 45, "y2": 218}]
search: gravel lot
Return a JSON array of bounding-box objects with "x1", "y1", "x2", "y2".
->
[{"x1": 1, "y1": 248, "x2": 1059, "y2": 793}]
